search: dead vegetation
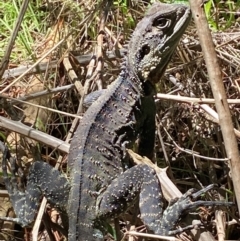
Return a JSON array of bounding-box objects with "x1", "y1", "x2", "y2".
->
[{"x1": 0, "y1": 0, "x2": 239, "y2": 240}]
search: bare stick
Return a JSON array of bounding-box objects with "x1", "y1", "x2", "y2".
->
[
  {"x1": 0, "y1": 116, "x2": 69, "y2": 153},
  {"x1": 156, "y1": 93, "x2": 240, "y2": 105},
  {"x1": 189, "y1": 0, "x2": 240, "y2": 211},
  {"x1": 2, "y1": 49, "x2": 126, "y2": 80},
  {"x1": 9, "y1": 84, "x2": 75, "y2": 104}
]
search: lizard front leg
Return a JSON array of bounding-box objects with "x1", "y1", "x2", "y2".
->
[
  {"x1": 96, "y1": 164, "x2": 164, "y2": 233},
  {"x1": 96, "y1": 164, "x2": 233, "y2": 236}
]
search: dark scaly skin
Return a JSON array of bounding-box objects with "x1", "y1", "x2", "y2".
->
[
  {"x1": 67, "y1": 3, "x2": 192, "y2": 240},
  {"x1": 67, "y1": 70, "x2": 156, "y2": 240}
]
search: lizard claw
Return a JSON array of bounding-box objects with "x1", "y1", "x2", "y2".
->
[{"x1": 158, "y1": 185, "x2": 233, "y2": 235}]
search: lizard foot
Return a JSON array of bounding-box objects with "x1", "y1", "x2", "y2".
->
[{"x1": 158, "y1": 184, "x2": 233, "y2": 235}]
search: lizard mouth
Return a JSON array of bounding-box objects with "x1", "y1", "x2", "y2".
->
[{"x1": 166, "y1": 8, "x2": 191, "y2": 47}]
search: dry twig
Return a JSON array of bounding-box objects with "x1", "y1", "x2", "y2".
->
[{"x1": 189, "y1": 0, "x2": 240, "y2": 212}]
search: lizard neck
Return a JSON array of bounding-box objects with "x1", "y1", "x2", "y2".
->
[
  {"x1": 120, "y1": 56, "x2": 156, "y2": 97},
  {"x1": 119, "y1": 56, "x2": 148, "y2": 95}
]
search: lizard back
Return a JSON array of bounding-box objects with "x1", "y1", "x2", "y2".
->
[
  {"x1": 67, "y1": 2, "x2": 191, "y2": 241},
  {"x1": 68, "y1": 70, "x2": 145, "y2": 240}
]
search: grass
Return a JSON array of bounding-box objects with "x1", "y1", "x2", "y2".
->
[
  {"x1": 204, "y1": 0, "x2": 240, "y2": 30},
  {"x1": 0, "y1": 0, "x2": 47, "y2": 63}
]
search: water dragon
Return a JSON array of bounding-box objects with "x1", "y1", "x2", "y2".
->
[{"x1": 2, "y1": 2, "x2": 233, "y2": 241}]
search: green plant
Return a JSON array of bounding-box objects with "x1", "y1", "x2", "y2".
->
[
  {"x1": 0, "y1": 0, "x2": 46, "y2": 63},
  {"x1": 204, "y1": 0, "x2": 239, "y2": 31}
]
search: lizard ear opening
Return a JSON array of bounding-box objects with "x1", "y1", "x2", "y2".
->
[{"x1": 139, "y1": 45, "x2": 150, "y2": 60}]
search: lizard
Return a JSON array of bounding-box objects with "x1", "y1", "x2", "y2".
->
[{"x1": 1, "y1": 2, "x2": 233, "y2": 241}]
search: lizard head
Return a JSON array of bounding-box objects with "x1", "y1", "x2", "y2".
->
[{"x1": 128, "y1": 3, "x2": 191, "y2": 84}]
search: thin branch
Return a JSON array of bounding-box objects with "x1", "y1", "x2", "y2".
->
[
  {"x1": 8, "y1": 84, "x2": 75, "y2": 104},
  {"x1": 167, "y1": 75, "x2": 240, "y2": 139},
  {"x1": 2, "y1": 95, "x2": 82, "y2": 119},
  {"x1": 1, "y1": 50, "x2": 124, "y2": 80},
  {"x1": 0, "y1": 39, "x2": 64, "y2": 94},
  {"x1": 163, "y1": 127, "x2": 229, "y2": 162},
  {"x1": 0, "y1": 116, "x2": 69, "y2": 153},
  {"x1": 189, "y1": 0, "x2": 240, "y2": 211},
  {"x1": 156, "y1": 93, "x2": 240, "y2": 104}
]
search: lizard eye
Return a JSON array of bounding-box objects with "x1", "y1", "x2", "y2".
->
[{"x1": 154, "y1": 18, "x2": 170, "y2": 29}]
